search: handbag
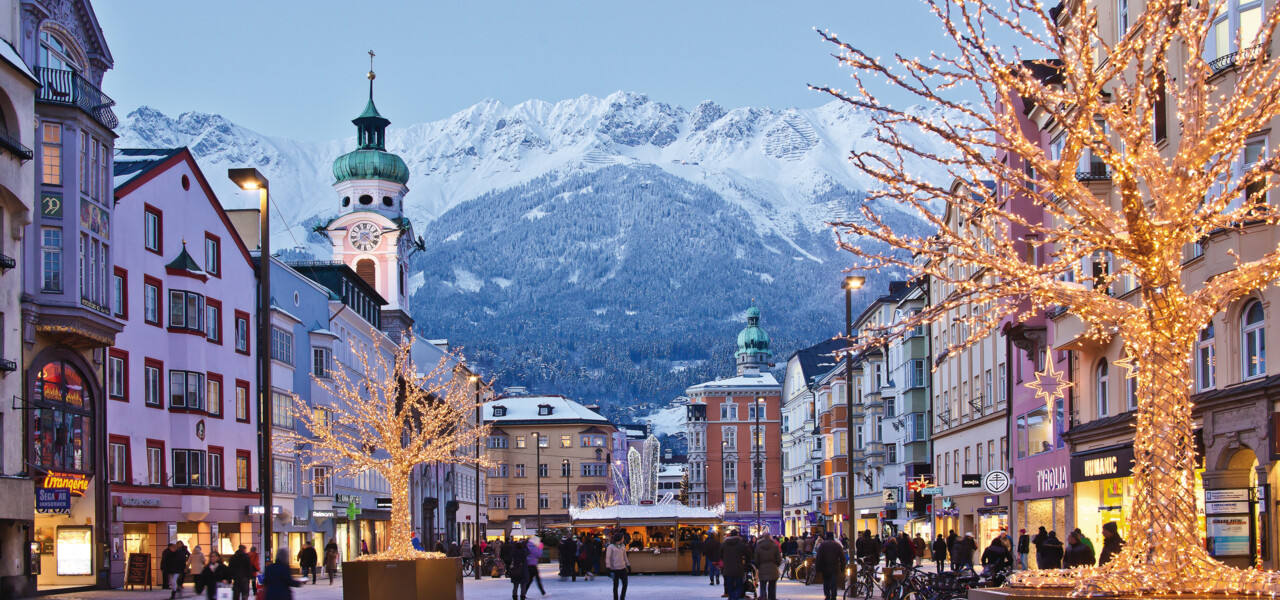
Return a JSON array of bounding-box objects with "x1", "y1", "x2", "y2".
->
[{"x1": 215, "y1": 584, "x2": 233, "y2": 600}]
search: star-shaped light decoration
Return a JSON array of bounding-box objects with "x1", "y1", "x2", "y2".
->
[
  {"x1": 1112, "y1": 349, "x2": 1139, "y2": 380},
  {"x1": 1026, "y1": 359, "x2": 1072, "y2": 420}
]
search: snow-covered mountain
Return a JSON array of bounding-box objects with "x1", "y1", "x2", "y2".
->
[{"x1": 116, "y1": 92, "x2": 957, "y2": 410}]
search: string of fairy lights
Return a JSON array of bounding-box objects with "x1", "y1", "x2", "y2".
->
[
  {"x1": 274, "y1": 330, "x2": 493, "y2": 561},
  {"x1": 814, "y1": 0, "x2": 1280, "y2": 595}
]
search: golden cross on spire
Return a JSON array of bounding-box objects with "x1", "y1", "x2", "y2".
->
[{"x1": 367, "y1": 50, "x2": 376, "y2": 80}]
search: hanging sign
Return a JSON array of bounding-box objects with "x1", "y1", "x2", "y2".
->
[
  {"x1": 42, "y1": 471, "x2": 89, "y2": 496},
  {"x1": 35, "y1": 488, "x2": 70, "y2": 514},
  {"x1": 196, "y1": 420, "x2": 206, "y2": 441},
  {"x1": 1071, "y1": 445, "x2": 1135, "y2": 482},
  {"x1": 375, "y1": 497, "x2": 392, "y2": 510},
  {"x1": 961, "y1": 474, "x2": 982, "y2": 488},
  {"x1": 346, "y1": 504, "x2": 359, "y2": 520},
  {"x1": 921, "y1": 486, "x2": 944, "y2": 496},
  {"x1": 983, "y1": 471, "x2": 1010, "y2": 494}
]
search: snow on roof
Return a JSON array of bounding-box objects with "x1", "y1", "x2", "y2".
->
[
  {"x1": 484, "y1": 395, "x2": 610, "y2": 424},
  {"x1": 0, "y1": 39, "x2": 36, "y2": 84},
  {"x1": 657, "y1": 464, "x2": 685, "y2": 478},
  {"x1": 686, "y1": 372, "x2": 780, "y2": 392},
  {"x1": 569, "y1": 503, "x2": 723, "y2": 522}
]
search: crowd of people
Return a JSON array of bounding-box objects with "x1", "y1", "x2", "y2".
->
[{"x1": 156, "y1": 538, "x2": 347, "y2": 600}]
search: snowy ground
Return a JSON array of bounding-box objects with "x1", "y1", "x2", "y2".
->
[{"x1": 42, "y1": 571, "x2": 833, "y2": 599}]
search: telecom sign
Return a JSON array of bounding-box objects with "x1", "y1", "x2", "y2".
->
[{"x1": 921, "y1": 486, "x2": 944, "y2": 496}]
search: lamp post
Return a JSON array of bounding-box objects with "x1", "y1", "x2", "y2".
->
[
  {"x1": 470, "y1": 375, "x2": 483, "y2": 579},
  {"x1": 563, "y1": 459, "x2": 571, "y2": 519},
  {"x1": 755, "y1": 395, "x2": 763, "y2": 536},
  {"x1": 843, "y1": 275, "x2": 865, "y2": 540},
  {"x1": 533, "y1": 432, "x2": 542, "y2": 535},
  {"x1": 229, "y1": 167, "x2": 272, "y2": 559},
  {"x1": 720, "y1": 439, "x2": 729, "y2": 517}
]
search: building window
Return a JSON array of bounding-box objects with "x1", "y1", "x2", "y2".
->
[
  {"x1": 560, "y1": 434, "x2": 570, "y2": 448},
  {"x1": 144, "y1": 360, "x2": 162, "y2": 407},
  {"x1": 721, "y1": 403, "x2": 738, "y2": 420},
  {"x1": 144, "y1": 205, "x2": 162, "y2": 253},
  {"x1": 144, "y1": 278, "x2": 161, "y2": 325},
  {"x1": 169, "y1": 290, "x2": 204, "y2": 331},
  {"x1": 203, "y1": 300, "x2": 222, "y2": 343},
  {"x1": 235, "y1": 312, "x2": 250, "y2": 354},
  {"x1": 537, "y1": 404, "x2": 553, "y2": 416},
  {"x1": 313, "y1": 348, "x2": 331, "y2": 379},
  {"x1": 235, "y1": 381, "x2": 250, "y2": 423},
  {"x1": 273, "y1": 458, "x2": 295, "y2": 494},
  {"x1": 1126, "y1": 374, "x2": 1138, "y2": 411},
  {"x1": 1210, "y1": 0, "x2": 1264, "y2": 63},
  {"x1": 108, "y1": 440, "x2": 128, "y2": 484},
  {"x1": 271, "y1": 392, "x2": 294, "y2": 428},
  {"x1": 204, "y1": 234, "x2": 220, "y2": 276},
  {"x1": 1244, "y1": 300, "x2": 1266, "y2": 379},
  {"x1": 207, "y1": 449, "x2": 223, "y2": 490},
  {"x1": 41, "y1": 123, "x2": 60, "y2": 185},
  {"x1": 537, "y1": 435, "x2": 548, "y2": 448},
  {"x1": 580, "y1": 434, "x2": 605, "y2": 447},
  {"x1": 1096, "y1": 359, "x2": 1109, "y2": 417},
  {"x1": 515, "y1": 494, "x2": 525, "y2": 509},
  {"x1": 206, "y1": 375, "x2": 222, "y2": 417},
  {"x1": 561, "y1": 461, "x2": 571, "y2": 477},
  {"x1": 488, "y1": 495, "x2": 508, "y2": 509},
  {"x1": 724, "y1": 461, "x2": 737, "y2": 483},
  {"x1": 562, "y1": 492, "x2": 570, "y2": 509},
  {"x1": 1017, "y1": 405, "x2": 1053, "y2": 459},
  {"x1": 724, "y1": 492, "x2": 737, "y2": 512},
  {"x1": 169, "y1": 371, "x2": 205, "y2": 410},
  {"x1": 31, "y1": 361, "x2": 96, "y2": 471},
  {"x1": 1198, "y1": 323, "x2": 1217, "y2": 391},
  {"x1": 271, "y1": 327, "x2": 294, "y2": 364},
  {"x1": 147, "y1": 442, "x2": 164, "y2": 485},
  {"x1": 580, "y1": 463, "x2": 606, "y2": 477},
  {"x1": 113, "y1": 268, "x2": 127, "y2": 318},
  {"x1": 515, "y1": 436, "x2": 526, "y2": 449},
  {"x1": 40, "y1": 227, "x2": 61, "y2": 292},
  {"x1": 538, "y1": 493, "x2": 549, "y2": 509},
  {"x1": 236, "y1": 452, "x2": 250, "y2": 491},
  {"x1": 1244, "y1": 139, "x2": 1268, "y2": 209},
  {"x1": 108, "y1": 351, "x2": 127, "y2": 400},
  {"x1": 538, "y1": 463, "x2": 548, "y2": 478},
  {"x1": 723, "y1": 427, "x2": 737, "y2": 449},
  {"x1": 1117, "y1": 0, "x2": 1130, "y2": 38},
  {"x1": 488, "y1": 463, "x2": 509, "y2": 478},
  {"x1": 313, "y1": 466, "x2": 332, "y2": 496},
  {"x1": 513, "y1": 464, "x2": 525, "y2": 478},
  {"x1": 487, "y1": 435, "x2": 508, "y2": 449}
]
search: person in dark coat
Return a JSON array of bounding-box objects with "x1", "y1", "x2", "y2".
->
[
  {"x1": 228, "y1": 546, "x2": 254, "y2": 600},
  {"x1": 1016, "y1": 529, "x2": 1031, "y2": 570},
  {"x1": 950, "y1": 533, "x2": 976, "y2": 572},
  {"x1": 560, "y1": 535, "x2": 578, "y2": 580},
  {"x1": 499, "y1": 538, "x2": 513, "y2": 571},
  {"x1": 591, "y1": 535, "x2": 605, "y2": 576},
  {"x1": 1031, "y1": 526, "x2": 1048, "y2": 570},
  {"x1": 702, "y1": 532, "x2": 722, "y2": 585},
  {"x1": 509, "y1": 540, "x2": 531, "y2": 600},
  {"x1": 719, "y1": 530, "x2": 750, "y2": 600},
  {"x1": 1040, "y1": 532, "x2": 1065, "y2": 569},
  {"x1": 931, "y1": 535, "x2": 948, "y2": 573},
  {"x1": 754, "y1": 534, "x2": 783, "y2": 600},
  {"x1": 1098, "y1": 522, "x2": 1126, "y2": 566},
  {"x1": 197, "y1": 552, "x2": 232, "y2": 600},
  {"x1": 883, "y1": 535, "x2": 899, "y2": 567},
  {"x1": 578, "y1": 535, "x2": 596, "y2": 581},
  {"x1": 175, "y1": 542, "x2": 192, "y2": 592},
  {"x1": 161, "y1": 543, "x2": 178, "y2": 594},
  {"x1": 691, "y1": 533, "x2": 703, "y2": 576},
  {"x1": 981, "y1": 538, "x2": 1013, "y2": 575},
  {"x1": 262, "y1": 548, "x2": 301, "y2": 600},
  {"x1": 1063, "y1": 531, "x2": 1095, "y2": 568},
  {"x1": 297, "y1": 542, "x2": 318, "y2": 584},
  {"x1": 898, "y1": 533, "x2": 915, "y2": 568},
  {"x1": 814, "y1": 532, "x2": 847, "y2": 600}
]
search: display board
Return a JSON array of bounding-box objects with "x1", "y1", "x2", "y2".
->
[
  {"x1": 126, "y1": 553, "x2": 152, "y2": 589},
  {"x1": 55, "y1": 526, "x2": 92, "y2": 576}
]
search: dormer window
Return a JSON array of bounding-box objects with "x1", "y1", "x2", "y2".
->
[
  {"x1": 538, "y1": 404, "x2": 553, "y2": 416},
  {"x1": 492, "y1": 405, "x2": 507, "y2": 417}
]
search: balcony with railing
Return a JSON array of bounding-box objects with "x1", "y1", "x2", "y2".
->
[
  {"x1": 36, "y1": 67, "x2": 118, "y2": 129},
  {"x1": 1211, "y1": 43, "x2": 1268, "y2": 75},
  {"x1": 0, "y1": 358, "x2": 15, "y2": 373},
  {"x1": 0, "y1": 253, "x2": 14, "y2": 271},
  {"x1": 0, "y1": 128, "x2": 31, "y2": 161},
  {"x1": 1075, "y1": 161, "x2": 1110, "y2": 182}
]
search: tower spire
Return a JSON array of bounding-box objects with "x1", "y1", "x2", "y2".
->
[{"x1": 367, "y1": 50, "x2": 376, "y2": 100}]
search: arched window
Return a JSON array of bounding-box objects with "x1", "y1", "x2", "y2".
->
[
  {"x1": 32, "y1": 360, "x2": 95, "y2": 471},
  {"x1": 355, "y1": 258, "x2": 376, "y2": 290},
  {"x1": 1198, "y1": 323, "x2": 1216, "y2": 391},
  {"x1": 1096, "y1": 359, "x2": 1110, "y2": 417},
  {"x1": 1243, "y1": 301, "x2": 1266, "y2": 379},
  {"x1": 38, "y1": 30, "x2": 81, "y2": 72}
]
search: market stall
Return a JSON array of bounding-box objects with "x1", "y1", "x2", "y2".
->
[{"x1": 567, "y1": 505, "x2": 724, "y2": 574}]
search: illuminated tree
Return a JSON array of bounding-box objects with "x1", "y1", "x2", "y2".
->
[
  {"x1": 815, "y1": 0, "x2": 1280, "y2": 594},
  {"x1": 278, "y1": 333, "x2": 491, "y2": 561}
]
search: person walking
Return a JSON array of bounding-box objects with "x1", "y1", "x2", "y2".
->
[
  {"x1": 814, "y1": 532, "x2": 846, "y2": 600},
  {"x1": 559, "y1": 534, "x2": 577, "y2": 580},
  {"x1": 176, "y1": 542, "x2": 192, "y2": 592},
  {"x1": 263, "y1": 548, "x2": 301, "y2": 600},
  {"x1": 1040, "y1": 532, "x2": 1064, "y2": 569},
  {"x1": 324, "y1": 542, "x2": 340, "y2": 585},
  {"x1": 297, "y1": 542, "x2": 318, "y2": 585},
  {"x1": 702, "y1": 531, "x2": 721, "y2": 586},
  {"x1": 913, "y1": 533, "x2": 927, "y2": 567},
  {"x1": 1098, "y1": 522, "x2": 1126, "y2": 566},
  {"x1": 248, "y1": 547, "x2": 261, "y2": 594},
  {"x1": 1016, "y1": 529, "x2": 1030, "y2": 570},
  {"x1": 981, "y1": 536, "x2": 1013, "y2": 575},
  {"x1": 228, "y1": 546, "x2": 254, "y2": 600},
  {"x1": 931, "y1": 535, "x2": 948, "y2": 573},
  {"x1": 950, "y1": 533, "x2": 976, "y2": 572},
  {"x1": 719, "y1": 530, "x2": 749, "y2": 600},
  {"x1": 360, "y1": 539, "x2": 370, "y2": 556},
  {"x1": 898, "y1": 533, "x2": 915, "y2": 568},
  {"x1": 1063, "y1": 531, "x2": 1095, "y2": 568},
  {"x1": 605, "y1": 533, "x2": 631, "y2": 600},
  {"x1": 162, "y1": 543, "x2": 186, "y2": 598},
  {"x1": 691, "y1": 532, "x2": 703, "y2": 576},
  {"x1": 187, "y1": 545, "x2": 207, "y2": 593},
  {"x1": 1031, "y1": 526, "x2": 1048, "y2": 570},
  {"x1": 578, "y1": 535, "x2": 594, "y2": 581},
  {"x1": 509, "y1": 539, "x2": 531, "y2": 600},
  {"x1": 527, "y1": 536, "x2": 546, "y2": 596},
  {"x1": 585, "y1": 534, "x2": 603, "y2": 580},
  {"x1": 197, "y1": 552, "x2": 232, "y2": 600},
  {"x1": 754, "y1": 533, "x2": 782, "y2": 600}
]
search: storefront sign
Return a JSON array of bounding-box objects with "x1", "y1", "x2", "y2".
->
[
  {"x1": 126, "y1": 553, "x2": 152, "y2": 586},
  {"x1": 1036, "y1": 466, "x2": 1069, "y2": 493},
  {"x1": 346, "y1": 504, "x2": 360, "y2": 520},
  {"x1": 35, "y1": 488, "x2": 70, "y2": 514},
  {"x1": 961, "y1": 474, "x2": 981, "y2": 488},
  {"x1": 41, "y1": 193, "x2": 62, "y2": 218},
  {"x1": 42, "y1": 471, "x2": 89, "y2": 496},
  {"x1": 1071, "y1": 445, "x2": 1135, "y2": 483},
  {"x1": 121, "y1": 497, "x2": 161, "y2": 507},
  {"x1": 293, "y1": 517, "x2": 309, "y2": 527},
  {"x1": 882, "y1": 489, "x2": 898, "y2": 505},
  {"x1": 335, "y1": 494, "x2": 361, "y2": 505},
  {"x1": 246, "y1": 505, "x2": 282, "y2": 516},
  {"x1": 312, "y1": 510, "x2": 336, "y2": 519},
  {"x1": 1207, "y1": 516, "x2": 1251, "y2": 557},
  {"x1": 376, "y1": 497, "x2": 393, "y2": 509},
  {"x1": 922, "y1": 486, "x2": 943, "y2": 496},
  {"x1": 1205, "y1": 489, "x2": 1251, "y2": 502},
  {"x1": 1206, "y1": 501, "x2": 1252, "y2": 515},
  {"x1": 983, "y1": 495, "x2": 1000, "y2": 507},
  {"x1": 983, "y1": 471, "x2": 1010, "y2": 494}
]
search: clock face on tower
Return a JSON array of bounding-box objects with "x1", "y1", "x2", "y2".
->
[{"x1": 348, "y1": 221, "x2": 382, "y2": 251}]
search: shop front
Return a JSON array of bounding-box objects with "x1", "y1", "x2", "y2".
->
[
  {"x1": 933, "y1": 491, "x2": 1009, "y2": 545},
  {"x1": 567, "y1": 505, "x2": 722, "y2": 573},
  {"x1": 110, "y1": 492, "x2": 261, "y2": 586},
  {"x1": 1013, "y1": 462, "x2": 1070, "y2": 568},
  {"x1": 855, "y1": 509, "x2": 879, "y2": 537},
  {"x1": 1071, "y1": 442, "x2": 1207, "y2": 551}
]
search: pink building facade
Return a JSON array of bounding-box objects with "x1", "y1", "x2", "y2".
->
[{"x1": 106, "y1": 148, "x2": 260, "y2": 586}]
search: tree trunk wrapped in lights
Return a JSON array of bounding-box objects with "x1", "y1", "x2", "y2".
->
[
  {"x1": 277, "y1": 331, "x2": 491, "y2": 561},
  {"x1": 814, "y1": 0, "x2": 1280, "y2": 595}
]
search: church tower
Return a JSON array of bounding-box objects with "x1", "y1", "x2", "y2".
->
[
  {"x1": 324, "y1": 54, "x2": 415, "y2": 340},
  {"x1": 735, "y1": 306, "x2": 772, "y2": 375}
]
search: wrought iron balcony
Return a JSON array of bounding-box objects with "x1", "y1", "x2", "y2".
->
[
  {"x1": 0, "y1": 358, "x2": 15, "y2": 373},
  {"x1": 0, "y1": 129, "x2": 31, "y2": 161},
  {"x1": 1211, "y1": 43, "x2": 1268, "y2": 74},
  {"x1": 35, "y1": 67, "x2": 118, "y2": 129},
  {"x1": 1075, "y1": 163, "x2": 1110, "y2": 181},
  {"x1": 0, "y1": 253, "x2": 14, "y2": 271}
]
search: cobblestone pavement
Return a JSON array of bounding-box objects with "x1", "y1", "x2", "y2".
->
[{"x1": 42, "y1": 570, "x2": 834, "y2": 599}]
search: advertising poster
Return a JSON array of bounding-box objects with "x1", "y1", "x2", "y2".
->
[
  {"x1": 55, "y1": 526, "x2": 92, "y2": 576},
  {"x1": 1207, "y1": 516, "x2": 1251, "y2": 557}
]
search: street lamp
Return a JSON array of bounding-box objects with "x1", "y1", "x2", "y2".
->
[
  {"x1": 843, "y1": 274, "x2": 864, "y2": 541},
  {"x1": 533, "y1": 432, "x2": 542, "y2": 535},
  {"x1": 470, "y1": 374, "x2": 483, "y2": 579},
  {"x1": 563, "y1": 459, "x2": 571, "y2": 519},
  {"x1": 755, "y1": 395, "x2": 763, "y2": 537},
  {"x1": 229, "y1": 167, "x2": 272, "y2": 560},
  {"x1": 720, "y1": 439, "x2": 729, "y2": 519}
]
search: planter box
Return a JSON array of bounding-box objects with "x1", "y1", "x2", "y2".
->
[{"x1": 342, "y1": 558, "x2": 462, "y2": 600}]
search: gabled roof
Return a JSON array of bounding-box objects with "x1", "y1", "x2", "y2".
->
[
  {"x1": 686, "y1": 371, "x2": 780, "y2": 392},
  {"x1": 790, "y1": 338, "x2": 846, "y2": 386},
  {"x1": 483, "y1": 395, "x2": 611, "y2": 425}
]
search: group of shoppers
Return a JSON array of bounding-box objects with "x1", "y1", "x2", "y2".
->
[{"x1": 1015, "y1": 523, "x2": 1125, "y2": 570}]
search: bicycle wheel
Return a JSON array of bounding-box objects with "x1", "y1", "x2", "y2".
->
[
  {"x1": 799, "y1": 565, "x2": 811, "y2": 585},
  {"x1": 461, "y1": 560, "x2": 474, "y2": 577}
]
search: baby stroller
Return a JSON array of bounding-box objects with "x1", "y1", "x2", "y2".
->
[{"x1": 743, "y1": 563, "x2": 760, "y2": 600}]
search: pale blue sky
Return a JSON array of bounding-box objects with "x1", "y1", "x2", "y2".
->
[{"x1": 96, "y1": 0, "x2": 976, "y2": 141}]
